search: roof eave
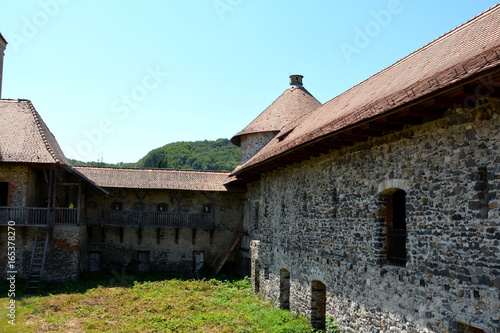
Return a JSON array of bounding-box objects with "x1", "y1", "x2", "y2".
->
[{"x1": 232, "y1": 65, "x2": 500, "y2": 184}]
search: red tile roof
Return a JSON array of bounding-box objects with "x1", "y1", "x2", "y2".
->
[
  {"x1": 232, "y1": 4, "x2": 500, "y2": 178},
  {"x1": 231, "y1": 84, "x2": 321, "y2": 146},
  {"x1": 0, "y1": 99, "x2": 68, "y2": 164},
  {"x1": 74, "y1": 166, "x2": 232, "y2": 192}
]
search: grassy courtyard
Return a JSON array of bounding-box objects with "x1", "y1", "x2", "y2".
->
[{"x1": 0, "y1": 272, "x2": 316, "y2": 333}]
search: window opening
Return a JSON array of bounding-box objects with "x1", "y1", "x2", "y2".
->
[
  {"x1": 311, "y1": 280, "x2": 326, "y2": 330},
  {"x1": 193, "y1": 251, "x2": 204, "y2": 274},
  {"x1": 0, "y1": 182, "x2": 8, "y2": 206},
  {"x1": 157, "y1": 203, "x2": 168, "y2": 211},
  {"x1": 386, "y1": 189, "x2": 407, "y2": 267},
  {"x1": 202, "y1": 204, "x2": 212, "y2": 214},
  {"x1": 138, "y1": 251, "x2": 150, "y2": 272},
  {"x1": 89, "y1": 251, "x2": 101, "y2": 272},
  {"x1": 111, "y1": 202, "x2": 123, "y2": 210},
  {"x1": 280, "y1": 269, "x2": 291, "y2": 310}
]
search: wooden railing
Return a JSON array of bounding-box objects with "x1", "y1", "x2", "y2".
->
[
  {"x1": 101, "y1": 210, "x2": 214, "y2": 228},
  {"x1": 0, "y1": 207, "x2": 79, "y2": 226}
]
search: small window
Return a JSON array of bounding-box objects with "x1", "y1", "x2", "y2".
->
[
  {"x1": 253, "y1": 202, "x2": 260, "y2": 229},
  {"x1": 138, "y1": 251, "x2": 149, "y2": 272},
  {"x1": 202, "y1": 204, "x2": 212, "y2": 214},
  {"x1": 157, "y1": 203, "x2": 168, "y2": 211},
  {"x1": 386, "y1": 189, "x2": 407, "y2": 267},
  {"x1": 193, "y1": 251, "x2": 204, "y2": 273},
  {"x1": 277, "y1": 129, "x2": 293, "y2": 142},
  {"x1": 0, "y1": 182, "x2": 9, "y2": 206},
  {"x1": 111, "y1": 202, "x2": 123, "y2": 210},
  {"x1": 89, "y1": 252, "x2": 101, "y2": 272},
  {"x1": 264, "y1": 265, "x2": 270, "y2": 280}
]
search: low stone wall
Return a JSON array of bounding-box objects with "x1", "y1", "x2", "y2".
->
[
  {"x1": 246, "y1": 101, "x2": 500, "y2": 332},
  {"x1": 0, "y1": 225, "x2": 85, "y2": 281}
]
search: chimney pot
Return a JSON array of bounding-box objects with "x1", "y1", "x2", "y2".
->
[{"x1": 290, "y1": 74, "x2": 303, "y2": 86}]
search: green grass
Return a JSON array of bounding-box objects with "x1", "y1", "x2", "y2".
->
[{"x1": 0, "y1": 273, "x2": 316, "y2": 333}]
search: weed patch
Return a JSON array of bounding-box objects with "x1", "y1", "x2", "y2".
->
[{"x1": 0, "y1": 273, "x2": 317, "y2": 332}]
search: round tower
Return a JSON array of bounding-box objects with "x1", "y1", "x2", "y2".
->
[{"x1": 231, "y1": 75, "x2": 321, "y2": 164}]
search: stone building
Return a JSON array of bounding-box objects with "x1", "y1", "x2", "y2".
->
[
  {"x1": 0, "y1": 4, "x2": 499, "y2": 333},
  {"x1": 73, "y1": 166, "x2": 245, "y2": 275},
  {"x1": 0, "y1": 99, "x2": 109, "y2": 283},
  {"x1": 227, "y1": 5, "x2": 500, "y2": 333},
  {"x1": 0, "y1": 99, "x2": 245, "y2": 282}
]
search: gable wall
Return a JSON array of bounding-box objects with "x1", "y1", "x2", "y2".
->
[{"x1": 244, "y1": 100, "x2": 500, "y2": 332}]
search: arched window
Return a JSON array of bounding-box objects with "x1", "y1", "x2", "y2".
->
[{"x1": 311, "y1": 280, "x2": 326, "y2": 330}]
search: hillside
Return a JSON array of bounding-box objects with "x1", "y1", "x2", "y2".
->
[
  {"x1": 69, "y1": 139, "x2": 240, "y2": 171},
  {"x1": 137, "y1": 138, "x2": 239, "y2": 171}
]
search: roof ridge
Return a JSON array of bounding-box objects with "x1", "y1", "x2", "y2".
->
[
  {"x1": 23, "y1": 99, "x2": 62, "y2": 164},
  {"x1": 74, "y1": 165, "x2": 231, "y2": 174},
  {"x1": 323, "y1": 3, "x2": 500, "y2": 107}
]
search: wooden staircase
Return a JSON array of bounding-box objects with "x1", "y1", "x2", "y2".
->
[
  {"x1": 213, "y1": 232, "x2": 243, "y2": 275},
  {"x1": 26, "y1": 227, "x2": 49, "y2": 293}
]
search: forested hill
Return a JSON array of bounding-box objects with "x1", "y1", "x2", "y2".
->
[
  {"x1": 137, "y1": 139, "x2": 240, "y2": 171},
  {"x1": 69, "y1": 139, "x2": 240, "y2": 171}
]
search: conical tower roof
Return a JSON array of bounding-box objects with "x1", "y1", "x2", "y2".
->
[{"x1": 231, "y1": 75, "x2": 321, "y2": 146}]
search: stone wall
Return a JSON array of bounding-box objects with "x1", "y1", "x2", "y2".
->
[
  {"x1": 0, "y1": 225, "x2": 85, "y2": 281},
  {"x1": 86, "y1": 226, "x2": 241, "y2": 274},
  {"x1": 0, "y1": 165, "x2": 33, "y2": 206},
  {"x1": 85, "y1": 189, "x2": 245, "y2": 275},
  {"x1": 239, "y1": 132, "x2": 276, "y2": 163},
  {"x1": 245, "y1": 101, "x2": 500, "y2": 333}
]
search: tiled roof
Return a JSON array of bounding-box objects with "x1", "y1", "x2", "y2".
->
[
  {"x1": 0, "y1": 99, "x2": 68, "y2": 164},
  {"x1": 0, "y1": 33, "x2": 6, "y2": 47},
  {"x1": 74, "y1": 166, "x2": 232, "y2": 192},
  {"x1": 232, "y1": 4, "x2": 500, "y2": 177},
  {"x1": 230, "y1": 84, "x2": 321, "y2": 146}
]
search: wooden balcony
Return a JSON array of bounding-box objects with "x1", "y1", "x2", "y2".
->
[
  {"x1": 101, "y1": 210, "x2": 214, "y2": 228},
  {"x1": 0, "y1": 207, "x2": 79, "y2": 226}
]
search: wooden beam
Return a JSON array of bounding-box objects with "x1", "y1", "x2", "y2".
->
[
  {"x1": 368, "y1": 122, "x2": 403, "y2": 132},
  {"x1": 407, "y1": 107, "x2": 446, "y2": 118}
]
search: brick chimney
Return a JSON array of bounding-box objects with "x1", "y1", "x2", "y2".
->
[
  {"x1": 290, "y1": 74, "x2": 303, "y2": 86},
  {"x1": 0, "y1": 33, "x2": 7, "y2": 99}
]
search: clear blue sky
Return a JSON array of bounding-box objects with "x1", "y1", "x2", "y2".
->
[{"x1": 1, "y1": 1, "x2": 498, "y2": 163}]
